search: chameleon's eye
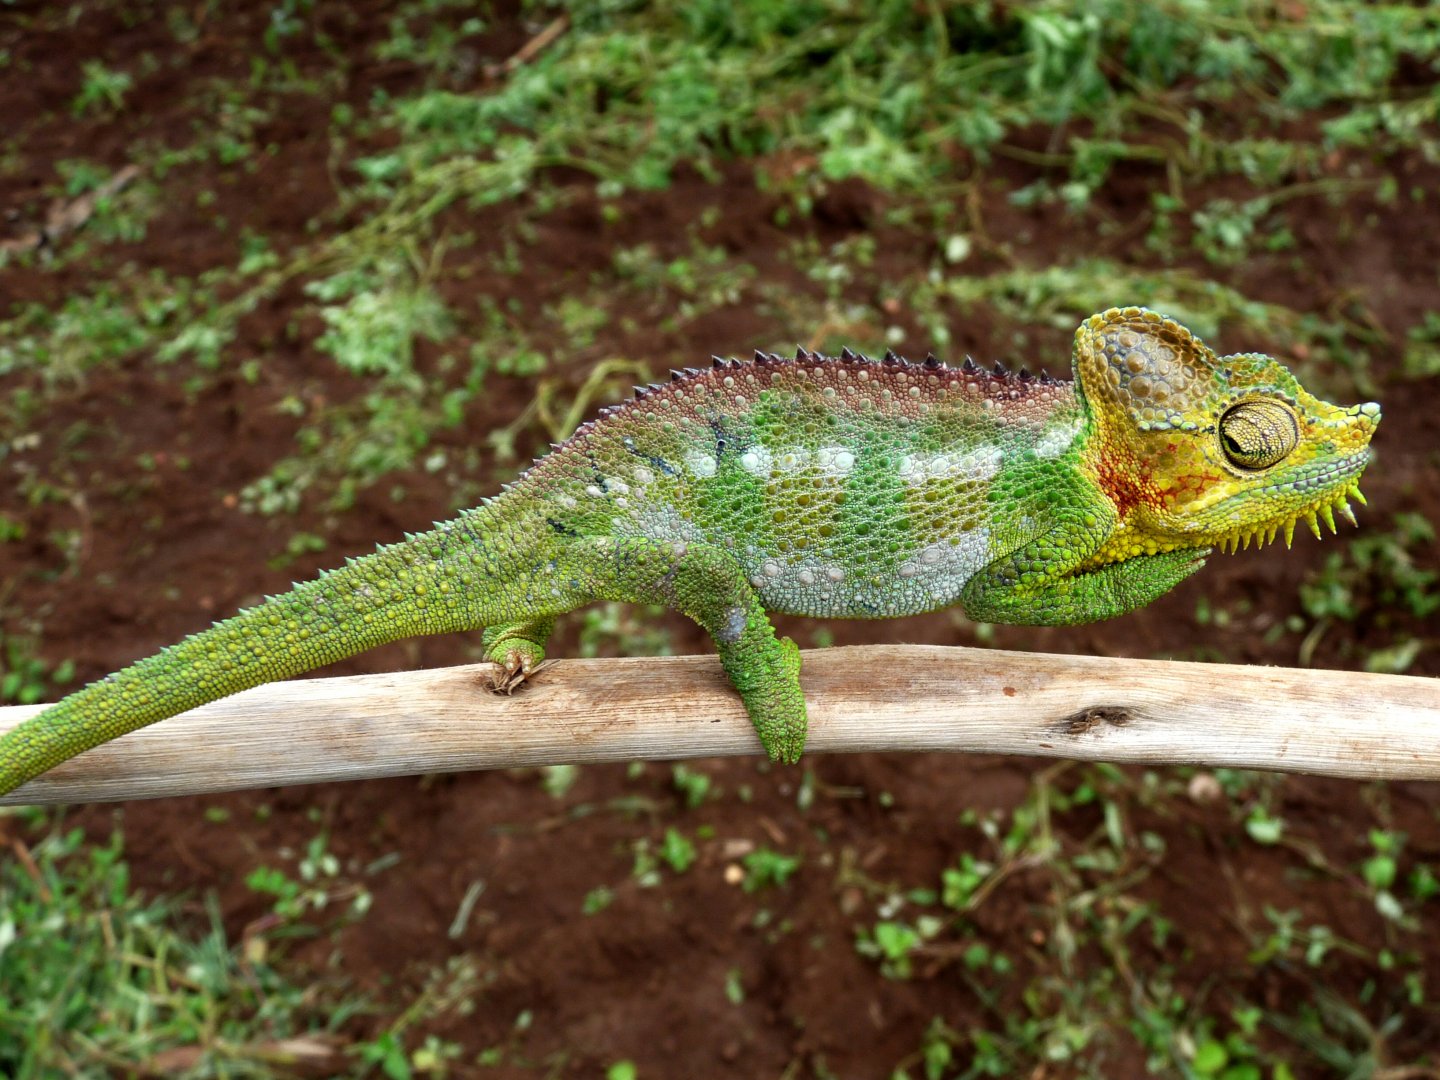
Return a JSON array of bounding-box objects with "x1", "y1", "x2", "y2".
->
[{"x1": 1218, "y1": 400, "x2": 1298, "y2": 470}]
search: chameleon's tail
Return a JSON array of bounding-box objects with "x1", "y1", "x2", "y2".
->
[{"x1": 0, "y1": 523, "x2": 501, "y2": 798}]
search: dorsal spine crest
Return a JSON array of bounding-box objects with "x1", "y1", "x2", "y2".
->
[{"x1": 625, "y1": 347, "x2": 1073, "y2": 409}]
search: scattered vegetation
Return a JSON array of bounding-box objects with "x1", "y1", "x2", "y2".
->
[
  {"x1": 866, "y1": 763, "x2": 1440, "y2": 1075},
  {"x1": 0, "y1": 818, "x2": 360, "y2": 1076},
  {"x1": 1, "y1": 0, "x2": 1436, "y2": 1075},
  {"x1": 0, "y1": 634, "x2": 74, "y2": 706},
  {"x1": 1299, "y1": 513, "x2": 1437, "y2": 672}
]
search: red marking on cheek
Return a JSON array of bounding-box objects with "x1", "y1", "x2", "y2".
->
[
  {"x1": 1173, "y1": 472, "x2": 1213, "y2": 498},
  {"x1": 1141, "y1": 438, "x2": 1228, "y2": 509},
  {"x1": 1154, "y1": 468, "x2": 1226, "y2": 513},
  {"x1": 1094, "y1": 457, "x2": 1158, "y2": 518}
]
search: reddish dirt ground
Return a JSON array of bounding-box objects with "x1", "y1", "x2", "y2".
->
[{"x1": 2, "y1": 2, "x2": 1439, "y2": 1076}]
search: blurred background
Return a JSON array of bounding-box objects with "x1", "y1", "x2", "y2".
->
[{"x1": 1, "y1": 2, "x2": 1438, "y2": 1075}]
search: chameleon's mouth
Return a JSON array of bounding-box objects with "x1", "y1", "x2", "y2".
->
[{"x1": 1212, "y1": 450, "x2": 1372, "y2": 553}]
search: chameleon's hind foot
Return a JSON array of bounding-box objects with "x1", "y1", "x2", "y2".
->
[
  {"x1": 481, "y1": 619, "x2": 555, "y2": 695},
  {"x1": 486, "y1": 652, "x2": 551, "y2": 694}
]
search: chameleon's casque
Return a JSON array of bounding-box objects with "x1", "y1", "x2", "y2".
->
[{"x1": 0, "y1": 308, "x2": 1379, "y2": 795}]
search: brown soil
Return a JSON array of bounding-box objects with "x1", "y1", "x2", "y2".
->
[{"x1": 2, "y1": 3, "x2": 1439, "y2": 1076}]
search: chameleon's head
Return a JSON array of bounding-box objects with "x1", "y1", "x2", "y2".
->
[{"x1": 1073, "y1": 307, "x2": 1380, "y2": 551}]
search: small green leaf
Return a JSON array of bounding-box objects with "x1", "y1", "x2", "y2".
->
[
  {"x1": 1245, "y1": 813, "x2": 1284, "y2": 845},
  {"x1": 1192, "y1": 1039, "x2": 1228, "y2": 1074},
  {"x1": 660, "y1": 828, "x2": 697, "y2": 873}
]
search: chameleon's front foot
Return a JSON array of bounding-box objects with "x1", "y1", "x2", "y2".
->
[
  {"x1": 481, "y1": 618, "x2": 554, "y2": 694},
  {"x1": 572, "y1": 538, "x2": 812, "y2": 763},
  {"x1": 674, "y1": 559, "x2": 808, "y2": 763}
]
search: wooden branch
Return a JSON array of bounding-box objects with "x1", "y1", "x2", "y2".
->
[{"x1": 1, "y1": 645, "x2": 1437, "y2": 804}]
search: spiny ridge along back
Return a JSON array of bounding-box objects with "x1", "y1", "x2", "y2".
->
[{"x1": 634, "y1": 347, "x2": 1059, "y2": 402}]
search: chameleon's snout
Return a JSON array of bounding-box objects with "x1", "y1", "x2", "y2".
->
[
  {"x1": 1307, "y1": 398, "x2": 1379, "y2": 458},
  {"x1": 1327, "y1": 399, "x2": 1380, "y2": 460},
  {"x1": 1354, "y1": 402, "x2": 1381, "y2": 458},
  {"x1": 1353, "y1": 401, "x2": 1382, "y2": 428}
]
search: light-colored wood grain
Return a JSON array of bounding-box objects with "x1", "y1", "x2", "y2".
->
[{"x1": 1, "y1": 645, "x2": 1436, "y2": 804}]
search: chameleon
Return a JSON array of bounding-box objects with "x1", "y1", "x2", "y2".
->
[{"x1": 0, "y1": 306, "x2": 1380, "y2": 797}]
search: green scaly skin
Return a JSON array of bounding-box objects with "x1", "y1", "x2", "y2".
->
[{"x1": 0, "y1": 308, "x2": 1380, "y2": 797}]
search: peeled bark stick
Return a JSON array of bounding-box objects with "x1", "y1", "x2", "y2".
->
[{"x1": 1, "y1": 645, "x2": 1437, "y2": 804}]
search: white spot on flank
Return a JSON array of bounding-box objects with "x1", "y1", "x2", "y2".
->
[
  {"x1": 585, "y1": 484, "x2": 604, "y2": 498},
  {"x1": 815, "y1": 446, "x2": 857, "y2": 475},
  {"x1": 898, "y1": 445, "x2": 1004, "y2": 485},
  {"x1": 623, "y1": 506, "x2": 704, "y2": 546},
  {"x1": 633, "y1": 466, "x2": 655, "y2": 485},
  {"x1": 740, "y1": 447, "x2": 773, "y2": 475},
  {"x1": 1034, "y1": 417, "x2": 1084, "y2": 459},
  {"x1": 684, "y1": 449, "x2": 717, "y2": 478},
  {"x1": 895, "y1": 530, "x2": 992, "y2": 594},
  {"x1": 775, "y1": 448, "x2": 808, "y2": 473}
]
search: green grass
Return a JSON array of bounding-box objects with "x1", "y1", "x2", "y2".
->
[
  {"x1": 861, "y1": 764, "x2": 1439, "y2": 1076},
  {"x1": 365, "y1": 0, "x2": 1440, "y2": 197},
  {"x1": 0, "y1": 817, "x2": 361, "y2": 1077},
  {"x1": 3, "y1": 0, "x2": 1438, "y2": 1074},
  {"x1": 0, "y1": 633, "x2": 74, "y2": 705},
  {"x1": 1297, "y1": 512, "x2": 1438, "y2": 672}
]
